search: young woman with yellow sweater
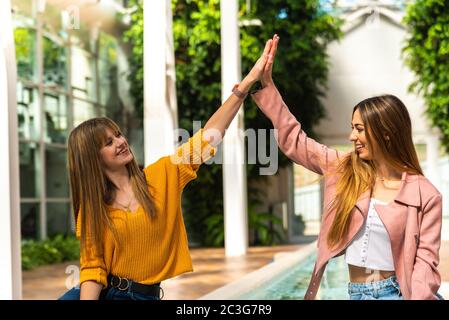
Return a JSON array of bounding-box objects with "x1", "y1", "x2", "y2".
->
[{"x1": 58, "y1": 37, "x2": 278, "y2": 300}]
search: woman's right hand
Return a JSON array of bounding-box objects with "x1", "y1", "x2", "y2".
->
[{"x1": 261, "y1": 34, "x2": 279, "y2": 88}]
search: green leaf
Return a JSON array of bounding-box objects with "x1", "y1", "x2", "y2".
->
[{"x1": 403, "y1": 0, "x2": 449, "y2": 153}]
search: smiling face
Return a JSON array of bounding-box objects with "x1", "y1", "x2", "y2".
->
[
  {"x1": 99, "y1": 128, "x2": 133, "y2": 171},
  {"x1": 349, "y1": 108, "x2": 373, "y2": 160}
]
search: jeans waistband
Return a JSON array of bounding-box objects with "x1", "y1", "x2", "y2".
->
[{"x1": 348, "y1": 275, "x2": 399, "y2": 292}]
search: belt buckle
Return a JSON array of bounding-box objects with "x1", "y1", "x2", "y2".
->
[
  {"x1": 110, "y1": 276, "x2": 130, "y2": 291},
  {"x1": 159, "y1": 286, "x2": 164, "y2": 300},
  {"x1": 110, "y1": 276, "x2": 121, "y2": 288},
  {"x1": 118, "y1": 277, "x2": 130, "y2": 291}
]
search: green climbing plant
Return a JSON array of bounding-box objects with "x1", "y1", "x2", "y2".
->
[{"x1": 403, "y1": 0, "x2": 449, "y2": 152}]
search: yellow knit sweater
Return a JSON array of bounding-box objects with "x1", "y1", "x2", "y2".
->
[{"x1": 77, "y1": 130, "x2": 216, "y2": 288}]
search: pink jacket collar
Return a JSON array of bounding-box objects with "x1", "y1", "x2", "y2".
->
[{"x1": 355, "y1": 171, "x2": 421, "y2": 217}]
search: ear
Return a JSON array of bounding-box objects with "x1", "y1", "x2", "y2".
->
[{"x1": 384, "y1": 134, "x2": 391, "y2": 148}]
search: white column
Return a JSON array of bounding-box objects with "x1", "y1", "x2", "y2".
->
[
  {"x1": 425, "y1": 131, "x2": 441, "y2": 190},
  {"x1": 143, "y1": 0, "x2": 178, "y2": 165},
  {"x1": 221, "y1": 0, "x2": 248, "y2": 257},
  {"x1": 0, "y1": 0, "x2": 23, "y2": 299}
]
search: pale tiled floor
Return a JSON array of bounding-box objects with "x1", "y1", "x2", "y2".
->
[{"x1": 22, "y1": 240, "x2": 449, "y2": 300}]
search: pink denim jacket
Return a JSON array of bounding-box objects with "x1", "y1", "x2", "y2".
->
[{"x1": 252, "y1": 84, "x2": 443, "y2": 300}]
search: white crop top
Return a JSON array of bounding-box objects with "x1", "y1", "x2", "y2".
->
[{"x1": 345, "y1": 198, "x2": 395, "y2": 271}]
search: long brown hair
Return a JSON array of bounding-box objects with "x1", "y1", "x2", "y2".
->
[
  {"x1": 327, "y1": 95, "x2": 423, "y2": 247},
  {"x1": 67, "y1": 117, "x2": 157, "y2": 253}
]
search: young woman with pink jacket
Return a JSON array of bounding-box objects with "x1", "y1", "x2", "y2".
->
[{"x1": 250, "y1": 35, "x2": 443, "y2": 300}]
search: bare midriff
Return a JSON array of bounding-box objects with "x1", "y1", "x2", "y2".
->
[{"x1": 348, "y1": 264, "x2": 396, "y2": 283}]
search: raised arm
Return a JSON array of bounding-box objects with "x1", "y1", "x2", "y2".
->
[
  {"x1": 203, "y1": 38, "x2": 275, "y2": 146},
  {"x1": 251, "y1": 36, "x2": 346, "y2": 174},
  {"x1": 158, "y1": 38, "x2": 277, "y2": 189}
]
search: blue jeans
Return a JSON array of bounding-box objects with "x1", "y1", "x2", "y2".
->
[
  {"x1": 58, "y1": 285, "x2": 161, "y2": 300},
  {"x1": 348, "y1": 276, "x2": 445, "y2": 300},
  {"x1": 348, "y1": 276, "x2": 403, "y2": 300}
]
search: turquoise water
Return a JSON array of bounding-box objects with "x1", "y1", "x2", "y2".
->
[{"x1": 237, "y1": 253, "x2": 349, "y2": 300}]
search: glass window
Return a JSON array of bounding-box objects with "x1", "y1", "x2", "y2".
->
[
  {"x1": 99, "y1": 33, "x2": 118, "y2": 106},
  {"x1": 19, "y1": 142, "x2": 40, "y2": 198},
  {"x1": 71, "y1": 47, "x2": 97, "y2": 101},
  {"x1": 73, "y1": 99, "x2": 98, "y2": 126},
  {"x1": 47, "y1": 202, "x2": 72, "y2": 237},
  {"x1": 99, "y1": 106, "x2": 107, "y2": 118},
  {"x1": 12, "y1": 0, "x2": 35, "y2": 22},
  {"x1": 42, "y1": 2, "x2": 66, "y2": 38},
  {"x1": 71, "y1": 25, "x2": 95, "y2": 53},
  {"x1": 43, "y1": 36, "x2": 68, "y2": 88},
  {"x1": 44, "y1": 92, "x2": 69, "y2": 143},
  {"x1": 128, "y1": 124, "x2": 144, "y2": 166},
  {"x1": 45, "y1": 146, "x2": 69, "y2": 198},
  {"x1": 17, "y1": 83, "x2": 40, "y2": 141},
  {"x1": 21, "y1": 202, "x2": 40, "y2": 239},
  {"x1": 14, "y1": 27, "x2": 36, "y2": 81}
]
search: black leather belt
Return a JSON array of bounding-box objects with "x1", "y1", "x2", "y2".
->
[{"x1": 107, "y1": 275, "x2": 163, "y2": 299}]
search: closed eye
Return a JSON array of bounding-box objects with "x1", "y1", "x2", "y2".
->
[{"x1": 105, "y1": 138, "x2": 113, "y2": 146}]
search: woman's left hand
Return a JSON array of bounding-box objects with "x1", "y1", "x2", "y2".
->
[
  {"x1": 245, "y1": 38, "x2": 273, "y2": 84},
  {"x1": 203, "y1": 36, "x2": 274, "y2": 143}
]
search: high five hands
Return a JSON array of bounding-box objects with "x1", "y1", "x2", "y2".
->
[
  {"x1": 203, "y1": 34, "x2": 279, "y2": 144},
  {"x1": 246, "y1": 34, "x2": 280, "y2": 88}
]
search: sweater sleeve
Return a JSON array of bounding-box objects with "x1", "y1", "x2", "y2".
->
[
  {"x1": 76, "y1": 213, "x2": 108, "y2": 288},
  {"x1": 410, "y1": 193, "x2": 443, "y2": 300},
  {"x1": 252, "y1": 84, "x2": 347, "y2": 175},
  {"x1": 169, "y1": 128, "x2": 216, "y2": 189}
]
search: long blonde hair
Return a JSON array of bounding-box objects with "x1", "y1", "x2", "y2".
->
[
  {"x1": 327, "y1": 95, "x2": 423, "y2": 248},
  {"x1": 67, "y1": 117, "x2": 156, "y2": 253}
]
